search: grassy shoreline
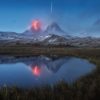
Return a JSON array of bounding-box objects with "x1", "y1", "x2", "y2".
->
[
  {"x1": 0, "y1": 46, "x2": 99, "y2": 57},
  {"x1": 0, "y1": 46, "x2": 100, "y2": 100}
]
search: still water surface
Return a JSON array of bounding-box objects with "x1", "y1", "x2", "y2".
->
[{"x1": 0, "y1": 56, "x2": 95, "y2": 88}]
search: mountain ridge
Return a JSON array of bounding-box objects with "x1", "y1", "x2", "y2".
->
[{"x1": 0, "y1": 22, "x2": 100, "y2": 47}]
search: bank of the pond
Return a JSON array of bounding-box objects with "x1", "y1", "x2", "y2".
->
[{"x1": 0, "y1": 48, "x2": 99, "y2": 100}]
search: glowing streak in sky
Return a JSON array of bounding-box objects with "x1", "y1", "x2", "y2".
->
[{"x1": 51, "y1": 0, "x2": 53, "y2": 14}]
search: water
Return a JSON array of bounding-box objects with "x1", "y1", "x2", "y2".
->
[{"x1": 0, "y1": 56, "x2": 95, "y2": 88}]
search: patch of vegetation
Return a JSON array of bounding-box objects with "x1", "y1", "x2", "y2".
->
[{"x1": 0, "y1": 46, "x2": 100, "y2": 100}]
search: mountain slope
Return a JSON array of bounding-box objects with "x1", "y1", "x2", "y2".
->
[
  {"x1": 45, "y1": 22, "x2": 70, "y2": 36},
  {"x1": 0, "y1": 22, "x2": 100, "y2": 47}
]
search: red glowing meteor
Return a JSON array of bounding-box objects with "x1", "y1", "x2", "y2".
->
[
  {"x1": 32, "y1": 65, "x2": 41, "y2": 76},
  {"x1": 31, "y1": 20, "x2": 41, "y2": 31}
]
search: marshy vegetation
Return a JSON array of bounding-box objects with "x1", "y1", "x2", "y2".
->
[{"x1": 0, "y1": 46, "x2": 100, "y2": 100}]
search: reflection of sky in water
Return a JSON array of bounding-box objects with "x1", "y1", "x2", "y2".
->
[{"x1": 0, "y1": 56, "x2": 95, "y2": 88}]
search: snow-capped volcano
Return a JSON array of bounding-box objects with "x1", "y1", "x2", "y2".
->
[
  {"x1": 23, "y1": 22, "x2": 68, "y2": 36},
  {"x1": 0, "y1": 22, "x2": 100, "y2": 47},
  {"x1": 21, "y1": 22, "x2": 71, "y2": 41},
  {"x1": 45, "y1": 22, "x2": 69, "y2": 35}
]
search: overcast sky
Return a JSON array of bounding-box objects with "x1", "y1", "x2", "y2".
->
[{"x1": 0, "y1": 0, "x2": 100, "y2": 37}]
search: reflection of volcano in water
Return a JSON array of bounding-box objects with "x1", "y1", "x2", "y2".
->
[
  {"x1": 0, "y1": 56, "x2": 71, "y2": 73},
  {"x1": 31, "y1": 65, "x2": 41, "y2": 76},
  {"x1": 0, "y1": 56, "x2": 95, "y2": 87},
  {"x1": 28, "y1": 57, "x2": 71, "y2": 73}
]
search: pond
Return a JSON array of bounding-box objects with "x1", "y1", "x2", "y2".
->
[{"x1": 0, "y1": 56, "x2": 95, "y2": 88}]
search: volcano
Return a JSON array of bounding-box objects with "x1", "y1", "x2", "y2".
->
[
  {"x1": 0, "y1": 22, "x2": 100, "y2": 47},
  {"x1": 45, "y1": 22, "x2": 67, "y2": 35},
  {"x1": 31, "y1": 20, "x2": 41, "y2": 32},
  {"x1": 22, "y1": 22, "x2": 70, "y2": 40}
]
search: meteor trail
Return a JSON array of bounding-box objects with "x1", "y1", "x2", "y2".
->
[{"x1": 51, "y1": 0, "x2": 53, "y2": 14}]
